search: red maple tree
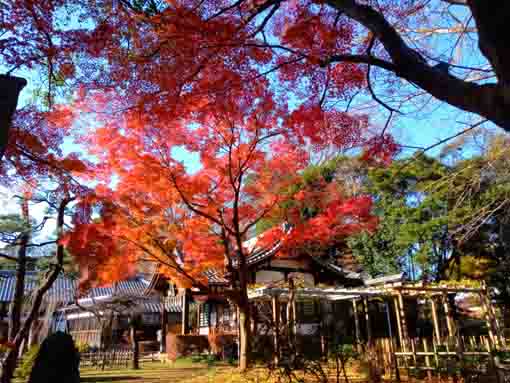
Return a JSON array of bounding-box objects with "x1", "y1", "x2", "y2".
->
[{"x1": 66, "y1": 84, "x2": 379, "y2": 368}]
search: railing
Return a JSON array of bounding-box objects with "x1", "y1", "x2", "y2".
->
[{"x1": 80, "y1": 348, "x2": 133, "y2": 369}]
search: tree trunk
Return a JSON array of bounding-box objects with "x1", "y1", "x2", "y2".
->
[
  {"x1": 8, "y1": 200, "x2": 29, "y2": 341},
  {"x1": 130, "y1": 325, "x2": 139, "y2": 370},
  {"x1": 238, "y1": 301, "x2": 250, "y2": 370},
  {"x1": 1, "y1": 200, "x2": 29, "y2": 383},
  {"x1": 0, "y1": 75, "x2": 27, "y2": 161},
  {"x1": 0, "y1": 197, "x2": 73, "y2": 383}
]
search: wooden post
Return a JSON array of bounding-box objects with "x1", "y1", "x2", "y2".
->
[
  {"x1": 364, "y1": 297, "x2": 372, "y2": 346},
  {"x1": 442, "y1": 293, "x2": 455, "y2": 339},
  {"x1": 272, "y1": 296, "x2": 280, "y2": 365},
  {"x1": 479, "y1": 292, "x2": 496, "y2": 349},
  {"x1": 161, "y1": 306, "x2": 168, "y2": 352},
  {"x1": 180, "y1": 292, "x2": 187, "y2": 335},
  {"x1": 385, "y1": 300, "x2": 400, "y2": 383},
  {"x1": 397, "y1": 294, "x2": 409, "y2": 351},
  {"x1": 292, "y1": 297, "x2": 297, "y2": 337},
  {"x1": 483, "y1": 287, "x2": 505, "y2": 349},
  {"x1": 196, "y1": 303, "x2": 201, "y2": 333},
  {"x1": 432, "y1": 337, "x2": 439, "y2": 369},
  {"x1": 394, "y1": 296, "x2": 404, "y2": 350},
  {"x1": 430, "y1": 297, "x2": 441, "y2": 345},
  {"x1": 423, "y1": 338, "x2": 432, "y2": 381},
  {"x1": 352, "y1": 299, "x2": 361, "y2": 347}
]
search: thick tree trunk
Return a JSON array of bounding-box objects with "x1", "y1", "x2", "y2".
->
[
  {"x1": 236, "y1": 257, "x2": 251, "y2": 370},
  {"x1": 0, "y1": 75, "x2": 27, "y2": 161},
  {"x1": 238, "y1": 300, "x2": 250, "y2": 370}
]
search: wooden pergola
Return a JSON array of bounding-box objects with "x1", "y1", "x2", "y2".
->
[{"x1": 248, "y1": 280, "x2": 507, "y2": 376}]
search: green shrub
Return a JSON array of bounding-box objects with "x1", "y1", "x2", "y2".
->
[
  {"x1": 14, "y1": 345, "x2": 40, "y2": 381},
  {"x1": 27, "y1": 332, "x2": 80, "y2": 383}
]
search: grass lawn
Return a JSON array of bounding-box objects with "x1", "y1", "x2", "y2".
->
[
  {"x1": 79, "y1": 358, "x2": 370, "y2": 383},
  {"x1": 79, "y1": 357, "x2": 267, "y2": 383},
  {"x1": 80, "y1": 359, "x2": 221, "y2": 383}
]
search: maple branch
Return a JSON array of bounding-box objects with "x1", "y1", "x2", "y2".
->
[
  {"x1": 120, "y1": 234, "x2": 205, "y2": 289},
  {"x1": 240, "y1": 198, "x2": 280, "y2": 238},
  {"x1": 169, "y1": 172, "x2": 234, "y2": 235},
  {"x1": 320, "y1": 54, "x2": 396, "y2": 72},
  {"x1": 206, "y1": 0, "x2": 246, "y2": 21},
  {"x1": 246, "y1": 1, "x2": 282, "y2": 37}
]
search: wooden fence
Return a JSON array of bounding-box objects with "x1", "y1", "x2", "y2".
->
[{"x1": 368, "y1": 336, "x2": 510, "y2": 381}]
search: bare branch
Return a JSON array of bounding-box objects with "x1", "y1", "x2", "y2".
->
[{"x1": 0, "y1": 253, "x2": 18, "y2": 262}]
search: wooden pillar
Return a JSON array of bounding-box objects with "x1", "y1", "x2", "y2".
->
[
  {"x1": 385, "y1": 300, "x2": 401, "y2": 383},
  {"x1": 272, "y1": 296, "x2": 280, "y2": 365},
  {"x1": 430, "y1": 297, "x2": 441, "y2": 345},
  {"x1": 393, "y1": 296, "x2": 404, "y2": 351},
  {"x1": 352, "y1": 299, "x2": 361, "y2": 346},
  {"x1": 442, "y1": 293, "x2": 455, "y2": 339},
  {"x1": 423, "y1": 338, "x2": 432, "y2": 381},
  {"x1": 363, "y1": 297, "x2": 372, "y2": 346},
  {"x1": 292, "y1": 298, "x2": 297, "y2": 337},
  {"x1": 181, "y1": 291, "x2": 189, "y2": 335},
  {"x1": 161, "y1": 306, "x2": 168, "y2": 352}
]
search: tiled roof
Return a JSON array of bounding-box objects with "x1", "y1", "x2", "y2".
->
[
  {"x1": 0, "y1": 271, "x2": 76, "y2": 303},
  {"x1": 202, "y1": 269, "x2": 229, "y2": 285},
  {"x1": 63, "y1": 298, "x2": 181, "y2": 314},
  {"x1": 83, "y1": 278, "x2": 151, "y2": 299},
  {"x1": 311, "y1": 257, "x2": 363, "y2": 280},
  {"x1": 0, "y1": 270, "x2": 154, "y2": 305}
]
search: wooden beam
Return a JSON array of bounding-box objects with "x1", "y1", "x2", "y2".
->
[{"x1": 394, "y1": 286, "x2": 482, "y2": 293}]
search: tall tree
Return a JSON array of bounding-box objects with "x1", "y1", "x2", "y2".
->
[
  {"x1": 348, "y1": 155, "x2": 451, "y2": 279},
  {"x1": 0, "y1": 191, "x2": 76, "y2": 383}
]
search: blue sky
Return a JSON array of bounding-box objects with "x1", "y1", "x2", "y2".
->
[{"x1": 2, "y1": 0, "x2": 500, "y2": 245}]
